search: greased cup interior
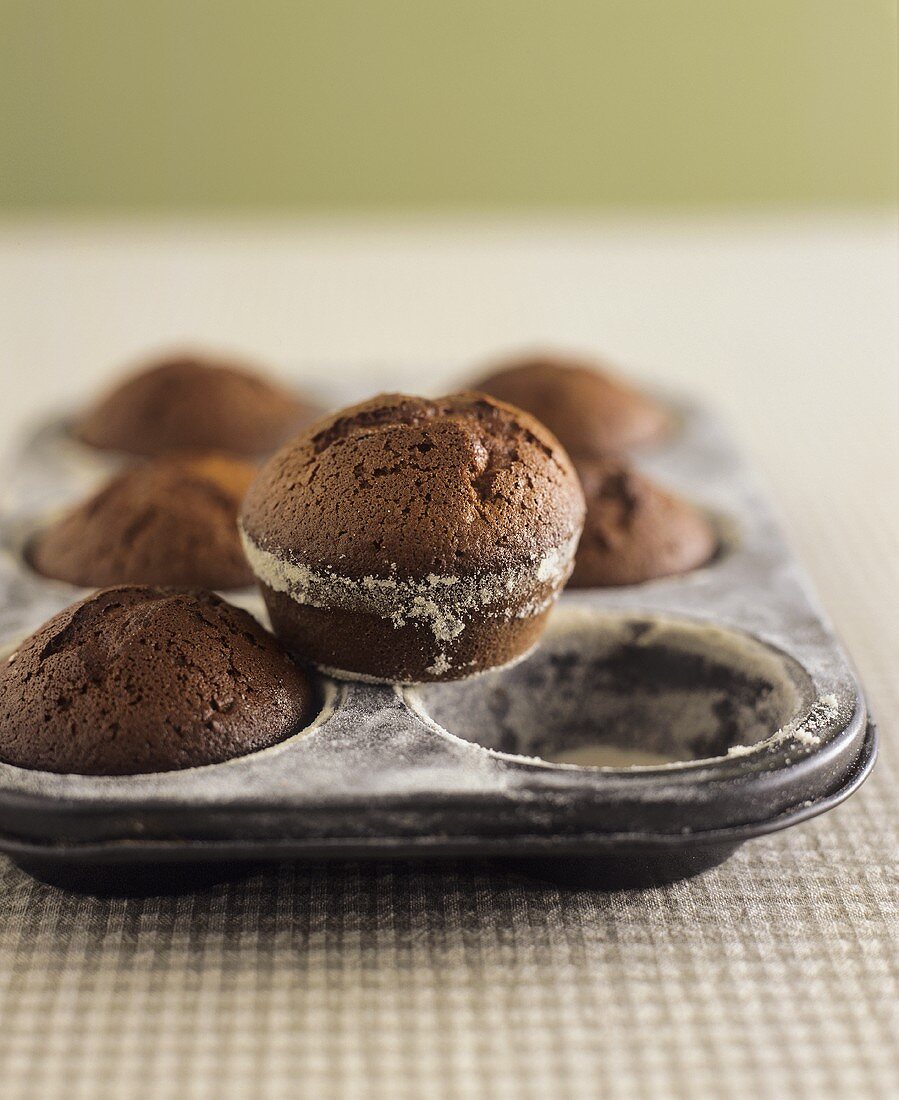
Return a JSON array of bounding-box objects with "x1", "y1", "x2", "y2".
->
[{"x1": 409, "y1": 606, "x2": 814, "y2": 767}]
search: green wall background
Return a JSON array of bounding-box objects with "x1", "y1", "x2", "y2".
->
[{"x1": 1, "y1": 0, "x2": 896, "y2": 211}]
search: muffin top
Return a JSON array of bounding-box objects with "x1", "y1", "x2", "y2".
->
[
  {"x1": 0, "y1": 587, "x2": 314, "y2": 775},
  {"x1": 76, "y1": 352, "x2": 321, "y2": 457},
  {"x1": 473, "y1": 352, "x2": 669, "y2": 457},
  {"x1": 30, "y1": 453, "x2": 256, "y2": 590},
  {"x1": 568, "y1": 457, "x2": 716, "y2": 587},
  {"x1": 240, "y1": 392, "x2": 585, "y2": 579}
]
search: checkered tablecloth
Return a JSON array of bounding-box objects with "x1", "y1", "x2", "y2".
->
[{"x1": 0, "y1": 218, "x2": 896, "y2": 1098}]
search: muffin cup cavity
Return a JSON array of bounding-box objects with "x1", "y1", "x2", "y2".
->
[{"x1": 407, "y1": 608, "x2": 814, "y2": 768}]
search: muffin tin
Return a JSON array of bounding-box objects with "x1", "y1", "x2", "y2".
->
[{"x1": 0, "y1": 395, "x2": 876, "y2": 891}]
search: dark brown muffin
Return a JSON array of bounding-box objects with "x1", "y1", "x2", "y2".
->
[
  {"x1": 0, "y1": 587, "x2": 315, "y2": 775},
  {"x1": 29, "y1": 453, "x2": 256, "y2": 590},
  {"x1": 240, "y1": 393, "x2": 586, "y2": 683},
  {"x1": 75, "y1": 352, "x2": 321, "y2": 457},
  {"x1": 568, "y1": 457, "x2": 716, "y2": 587},
  {"x1": 473, "y1": 352, "x2": 669, "y2": 458}
]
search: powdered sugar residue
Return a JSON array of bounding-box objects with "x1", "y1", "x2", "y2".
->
[
  {"x1": 792, "y1": 693, "x2": 840, "y2": 745},
  {"x1": 728, "y1": 692, "x2": 842, "y2": 757}
]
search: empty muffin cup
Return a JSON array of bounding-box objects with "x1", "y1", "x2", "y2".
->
[{"x1": 409, "y1": 608, "x2": 813, "y2": 767}]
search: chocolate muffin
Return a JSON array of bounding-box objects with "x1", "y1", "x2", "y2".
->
[
  {"x1": 473, "y1": 352, "x2": 669, "y2": 458},
  {"x1": 76, "y1": 352, "x2": 321, "y2": 457},
  {"x1": 0, "y1": 587, "x2": 315, "y2": 775},
  {"x1": 240, "y1": 393, "x2": 586, "y2": 683},
  {"x1": 568, "y1": 457, "x2": 716, "y2": 587},
  {"x1": 29, "y1": 454, "x2": 256, "y2": 590}
]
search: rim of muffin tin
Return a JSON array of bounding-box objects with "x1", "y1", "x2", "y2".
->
[
  {"x1": 0, "y1": 395, "x2": 872, "y2": 849},
  {"x1": 0, "y1": 600, "x2": 868, "y2": 847}
]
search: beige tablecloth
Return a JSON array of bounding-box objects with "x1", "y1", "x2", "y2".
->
[{"x1": 0, "y1": 216, "x2": 896, "y2": 1099}]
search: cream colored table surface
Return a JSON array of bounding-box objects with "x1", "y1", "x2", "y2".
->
[{"x1": 0, "y1": 215, "x2": 896, "y2": 1099}]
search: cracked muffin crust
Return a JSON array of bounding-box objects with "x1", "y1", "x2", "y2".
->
[
  {"x1": 76, "y1": 352, "x2": 322, "y2": 458},
  {"x1": 240, "y1": 392, "x2": 586, "y2": 682},
  {"x1": 568, "y1": 457, "x2": 716, "y2": 587},
  {"x1": 473, "y1": 352, "x2": 669, "y2": 457},
  {"x1": 0, "y1": 587, "x2": 315, "y2": 775},
  {"x1": 29, "y1": 453, "x2": 256, "y2": 590}
]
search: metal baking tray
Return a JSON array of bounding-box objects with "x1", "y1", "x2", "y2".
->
[{"x1": 0, "y1": 397, "x2": 876, "y2": 892}]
